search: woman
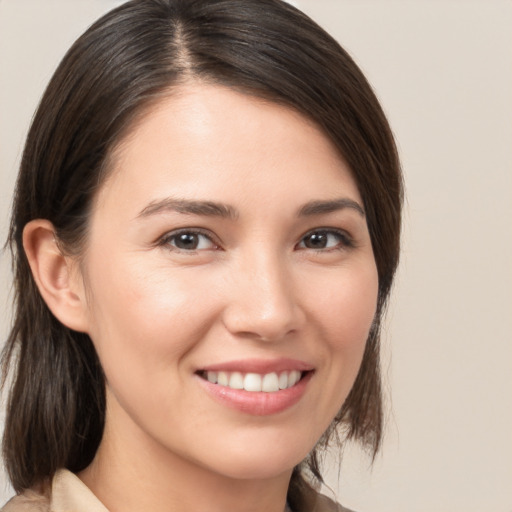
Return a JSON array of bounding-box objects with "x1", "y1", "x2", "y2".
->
[{"x1": 1, "y1": 1, "x2": 402, "y2": 511}]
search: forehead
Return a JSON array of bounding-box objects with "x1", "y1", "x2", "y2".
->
[{"x1": 95, "y1": 83, "x2": 361, "y2": 217}]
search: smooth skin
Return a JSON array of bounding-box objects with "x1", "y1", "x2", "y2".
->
[{"x1": 23, "y1": 83, "x2": 379, "y2": 512}]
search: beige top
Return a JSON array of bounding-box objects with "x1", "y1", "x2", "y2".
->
[
  {"x1": 1, "y1": 469, "x2": 351, "y2": 512},
  {"x1": 2, "y1": 470, "x2": 109, "y2": 512}
]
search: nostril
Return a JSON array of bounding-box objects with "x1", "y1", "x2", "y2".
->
[{"x1": 221, "y1": 306, "x2": 302, "y2": 343}]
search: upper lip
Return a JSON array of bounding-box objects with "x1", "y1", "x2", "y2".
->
[{"x1": 198, "y1": 358, "x2": 314, "y2": 374}]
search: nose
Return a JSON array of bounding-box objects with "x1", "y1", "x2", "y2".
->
[{"x1": 222, "y1": 253, "x2": 305, "y2": 342}]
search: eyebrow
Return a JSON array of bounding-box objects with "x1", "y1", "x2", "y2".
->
[
  {"x1": 136, "y1": 196, "x2": 364, "y2": 220},
  {"x1": 137, "y1": 198, "x2": 238, "y2": 220},
  {"x1": 298, "y1": 198, "x2": 365, "y2": 217}
]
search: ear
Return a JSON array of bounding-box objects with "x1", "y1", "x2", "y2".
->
[{"x1": 23, "y1": 219, "x2": 89, "y2": 333}]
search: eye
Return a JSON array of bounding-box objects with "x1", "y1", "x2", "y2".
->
[
  {"x1": 297, "y1": 229, "x2": 352, "y2": 251},
  {"x1": 161, "y1": 230, "x2": 218, "y2": 251}
]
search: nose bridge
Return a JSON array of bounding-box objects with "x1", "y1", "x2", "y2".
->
[{"x1": 223, "y1": 246, "x2": 301, "y2": 340}]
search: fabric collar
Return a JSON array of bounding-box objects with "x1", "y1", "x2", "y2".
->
[{"x1": 51, "y1": 470, "x2": 109, "y2": 512}]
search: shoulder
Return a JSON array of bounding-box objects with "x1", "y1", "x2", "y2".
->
[
  {"x1": 292, "y1": 481, "x2": 356, "y2": 512},
  {"x1": 2, "y1": 469, "x2": 108, "y2": 512},
  {"x1": 311, "y1": 493, "x2": 355, "y2": 512},
  {"x1": 1, "y1": 489, "x2": 50, "y2": 512}
]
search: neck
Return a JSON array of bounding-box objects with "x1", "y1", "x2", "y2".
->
[{"x1": 78, "y1": 400, "x2": 293, "y2": 512}]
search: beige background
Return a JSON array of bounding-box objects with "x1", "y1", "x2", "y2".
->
[{"x1": 1, "y1": 1, "x2": 511, "y2": 510}]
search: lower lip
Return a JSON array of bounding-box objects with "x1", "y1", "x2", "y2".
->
[{"x1": 197, "y1": 372, "x2": 313, "y2": 416}]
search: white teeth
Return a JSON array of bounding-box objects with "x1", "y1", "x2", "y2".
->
[
  {"x1": 202, "y1": 370, "x2": 303, "y2": 392},
  {"x1": 229, "y1": 372, "x2": 244, "y2": 389},
  {"x1": 244, "y1": 373, "x2": 262, "y2": 392},
  {"x1": 289, "y1": 370, "x2": 301, "y2": 386},
  {"x1": 218, "y1": 371, "x2": 229, "y2": 386},
  {"x1": 262, "y1": 372, "x2": 279, "y2": 392},
  {"x1": 278, "y1": 372, "x2": 289, "y2": 389}
]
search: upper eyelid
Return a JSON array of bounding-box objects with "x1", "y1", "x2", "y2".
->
[
  {"x1": 299, "y1": 227, "x2": 352, "y2": 240},
  {"x1": 163, "y1": 227, "x2": 213, "y2": 236}
]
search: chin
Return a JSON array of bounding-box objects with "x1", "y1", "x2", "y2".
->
[{"x1": 201, "y1": 440, "x2": 312, "y2": 481}]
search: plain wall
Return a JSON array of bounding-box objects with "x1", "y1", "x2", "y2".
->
[{"x1": 1, "y1": 1, "x2": 511, "y2": 510}]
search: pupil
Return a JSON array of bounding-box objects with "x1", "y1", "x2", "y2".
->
[
  {"x1": 306, "y1": 232, "x2": 327, "y2": 248},
  {"x1": 176, "y1": 233, "x2": 198, "y2": 249}
]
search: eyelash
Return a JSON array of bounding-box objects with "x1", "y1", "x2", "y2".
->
[
  {"x1": 296, "y1": 228, "x2": 355, "y2": 252},
  {"x1": 157, "y1": 228, "x2": 354, "y2": 253},
  {"x1": 158, "y1": 228, "x2": 219, "y2": 252}
]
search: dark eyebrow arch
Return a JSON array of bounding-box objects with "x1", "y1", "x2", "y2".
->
[
  {"x1": 298, "y1": 198, "x2": 365, "y2": 217},
  {"x1": 137, "y1": 198, "x2": 239, "y2": 220}
]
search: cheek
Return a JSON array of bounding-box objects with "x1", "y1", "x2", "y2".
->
[
  {"x1": 306, "y1": 261, "x2": 379, "y2": 401},
  {"x1": 82, "y1": 253, "x2": 217, "y2": 374},
  {"x1": 311, "y1": 263, "x2": 378, "y2": 349}
]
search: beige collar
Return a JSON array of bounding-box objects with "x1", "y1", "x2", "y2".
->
[
  {"x1": 50, "y1": 470, "x2": 294, "y2": 512},
  {"x1": 51, "y1": 470, "x2": 109, "y2": 512}
]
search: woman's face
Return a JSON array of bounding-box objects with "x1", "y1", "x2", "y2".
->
[{"x1": 78, "y1": 84, "x2": 378, "y2": 481}]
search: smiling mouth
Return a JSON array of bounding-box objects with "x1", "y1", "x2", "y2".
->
[{"x1": 197, "y1": 370, "x2": 308, "y2": 393}]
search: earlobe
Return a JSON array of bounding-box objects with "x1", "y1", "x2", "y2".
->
[{"x1": 23, "y1": 219, "x2": 89, "y2": 333}]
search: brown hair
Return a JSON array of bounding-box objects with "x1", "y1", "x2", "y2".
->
[{"x1": 1, "y1": 0, "x2": 402, "y2": 503}]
